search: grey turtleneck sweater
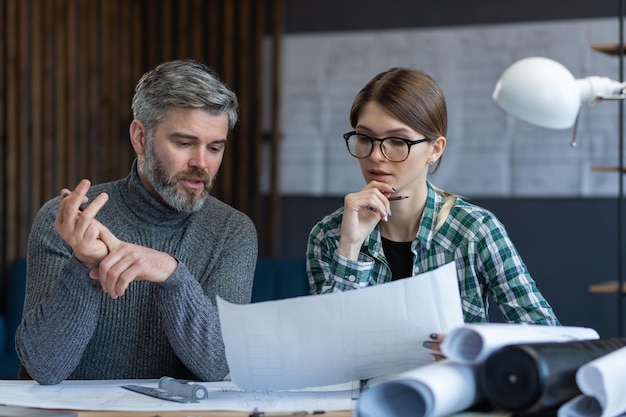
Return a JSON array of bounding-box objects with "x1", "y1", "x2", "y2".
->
[{"x1": 16, "y1": 161, "x2": 258, "y2": 384}]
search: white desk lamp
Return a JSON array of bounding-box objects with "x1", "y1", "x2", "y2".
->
[
  {"x1": 492, "y1": 56, "x2": 626, "y2": 130},
  {"x1": 492, "y1": 55, "x2": 626, "y2": 337}
]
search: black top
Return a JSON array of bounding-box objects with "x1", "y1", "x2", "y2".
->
[{"x1": 381, "y1": 236, "x2": 413, "y2": 280}]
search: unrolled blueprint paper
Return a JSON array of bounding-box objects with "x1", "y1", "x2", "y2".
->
[
  {"x1": 0, "y1": 379, "x2": 357, "y2": 412},
  {"x1": 441, "y1": 323, "x2": 599, "y2": 365},
  {"x1": 217, "y1": 262, "x2": 464, "y2": 391},
  {"x1": 558, "y1": 346, "x2": 626, "y2": 417}
]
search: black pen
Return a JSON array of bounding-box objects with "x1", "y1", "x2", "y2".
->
[
  {"x1": 249, "y1": 408, "x2": 325, "y2": 417},
  {"x1": 388, "y1": 195, "x2": 409, "y2": 201}
]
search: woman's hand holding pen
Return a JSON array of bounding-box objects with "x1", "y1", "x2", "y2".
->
[{"x1": 337, "y1": 182, "x2": 402, "y2": 260}]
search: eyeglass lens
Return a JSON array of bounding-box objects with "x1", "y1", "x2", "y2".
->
[{"x1": 347, "y1": 134, "x2": 409, "y2": 162}]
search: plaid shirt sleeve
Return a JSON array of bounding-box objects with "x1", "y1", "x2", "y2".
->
[
  {"x1": 441, "y1": 201, "x2": 560, "y2": 325},
  {"x1": 472, "y1": 214, "x2": 560, "y2": 325},
  {"x1": 306, "y1": 208, "x2": 379, "y2": 294}
]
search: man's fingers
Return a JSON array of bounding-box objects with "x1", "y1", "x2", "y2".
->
[
  {"x1": 93, "y1": 219, "x2": 120, "y2": 250},
  {"x1": 99, "y1": 254, "x2": 135, "y2": 299},
  {"x1": 78, "y1": 192, "x2": 109, "y2": 217}
]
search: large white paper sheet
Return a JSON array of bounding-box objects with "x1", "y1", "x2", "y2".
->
[
  {"x1": 440, "y1": 323, "x2": 599, "y2": 364},
  {"x1": 558, "y1": 346, "x2": 626, "y2": 417},
  {"x1": 355, "y1": 360, "x2": 481, "y2": 417},
  {"x1": 0, "y1": 379, "x2": 357, "y2": 412},
  {"x1": 218, "y1": 262, "x2": 464, "y2": 391}
]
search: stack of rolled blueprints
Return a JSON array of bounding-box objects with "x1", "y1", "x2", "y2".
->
[{"x1": 354, "y1": 323, "x2": 605, "y2": 417}]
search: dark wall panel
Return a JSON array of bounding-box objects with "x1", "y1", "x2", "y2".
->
[{"x1": 285, "y1": 0, "x2": 620, "y2": 33}]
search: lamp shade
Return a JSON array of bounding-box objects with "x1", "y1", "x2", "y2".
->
[{"x1": 492, "y1": 57, "x2": 581, "y2": 129}]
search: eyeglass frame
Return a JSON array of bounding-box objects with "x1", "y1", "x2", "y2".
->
[{"x1": 342, "y1": 131, "x2": 431, "y2": 162}]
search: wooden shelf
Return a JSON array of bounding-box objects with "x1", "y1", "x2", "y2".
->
[
  {"x1": 589, "y1": 281, "x2": 626, "y2": 294},
  {"x1": 591, "y1": 43, "x2": 626, "y2": 56},
  {"x1": 591, "y1": 166, "x2": 626, "y2": 172}
]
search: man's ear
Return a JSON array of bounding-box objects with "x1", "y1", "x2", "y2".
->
[{"x1": 129, "y1": 119, "x2": 148, "y2": 155}]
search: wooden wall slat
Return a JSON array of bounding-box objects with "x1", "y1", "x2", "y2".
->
[
  {"x1": 0, "y1": 0, "x2": 6, "y2": 277},
  {"x1": 251, "y1": 0, "x2": 265, "y2": 250},
  {"x1": 131, "y1": 0, "x2": 143, "y2": 88},
  {"x1": 41, "y1": 0, "x2": 55, "y2": 201},
  {"x1": 177, "y1": 0, "x2": 189, "y2": 58},
  {"x1": 99, "y1": 0, "x2": 114, "y2": 181},
  {"x1": 118, "y1": 0, "x2": 134, "y2": 173},
  {"x1": 66, "y1": 0, "x2": 78, "y2": 184},
  {"x1": 0, "y1": 0, "x2": 284, "y2": 293},
  {"x1": 161, "y1": 0, "x2": 174, "y2": 60},
  {"x1": 207, "y1": 1, "x2": 219, "y2": 67},
  {"x1": 17, "y1": 0, "x2": 31, "y2": 256},
  {"x1": 268, "y1": 0, "x2": 284, "y2": 256},
  {"x1": 54, "y1": 0, "x2": 68, "y2": 190},
  {"x1": 6, "y1": 0, "x2": 19, "y2": 264},
  {"x1": 218, "y1": 0, "x2": 235, "y2": 204},
  {"x1": 143, "y1": 0, "x2": 160, "y2": 68},
  {"x1": 191, "y1": 0, "x2": 204, "y2": 59},
  {"x1": 236, "y1": 0, "x2": 252, "y2": 212},
  {"x1": 30, "y1": 0, "x2": 43, "y2": 232},
  {"x1": 76, "y1": 0, "x2": 90, "y2": 182}
]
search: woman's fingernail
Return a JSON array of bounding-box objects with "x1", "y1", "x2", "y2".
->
[
  {"x1": 422, "y1": 341, "x2": 432, "y2": 349},
  {"x1": 430, "y1": 333, "x2": 438, "y2": 340},
  {"x1": 387, "y1": 208, "x2": 392, "y2": 216},
  {"x1": 392, "y1": 187, "x2": 398, "y2": 193}
]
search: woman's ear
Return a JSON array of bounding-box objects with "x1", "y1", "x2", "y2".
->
[
  {"x1": 129, "y1": 119, "x2": 148, "y2": 155},
  {"x1": 430, "y1": 136, "x2": 446, "y2": 162}
]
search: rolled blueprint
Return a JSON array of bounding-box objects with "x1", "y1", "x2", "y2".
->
[
  {"x1": 558, "y1": 346, "x2": 626, "y2": 417},
  {"x1": 441, "y1": 323, "x2": 599, "y2": 365},
  {"x1": 355, "y1": 360, "x2": 481, "y2": 417},
  {"x1": 480, "y1": 337, "x2": 626, "y2": 413}
]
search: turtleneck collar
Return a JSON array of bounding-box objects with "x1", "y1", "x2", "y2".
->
[{"x1": 118, "y1": 159, "x2": 194, "y2": 227}]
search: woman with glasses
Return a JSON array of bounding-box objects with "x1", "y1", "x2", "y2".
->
[{"x1": 306, "y1": 67, "x2": 559, "y2": 352}]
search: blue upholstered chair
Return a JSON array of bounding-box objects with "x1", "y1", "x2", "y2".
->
[
  {"x1": 251, "y1": 257, "x2": 310, "y2": 302},
  {"x1": 0, "y1": 258, "x2": 26, "y2": 379}
]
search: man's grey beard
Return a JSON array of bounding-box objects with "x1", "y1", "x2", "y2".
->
[{"x1": 140, "y1": 145, "x2": 214, "y2": 213}]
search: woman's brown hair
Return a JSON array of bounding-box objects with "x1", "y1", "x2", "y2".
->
[{"x1": 349, "y1": 67, "x2": 447, "y2": 172}]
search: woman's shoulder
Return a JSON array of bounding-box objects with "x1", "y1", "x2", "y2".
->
[{"x1": 444, "y1": 197, "x2": 504, "y2": 233}]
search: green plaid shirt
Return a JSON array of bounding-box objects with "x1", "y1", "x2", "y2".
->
[{"x1": 306, "y1": 182, "x2": 559, "y2": 325}]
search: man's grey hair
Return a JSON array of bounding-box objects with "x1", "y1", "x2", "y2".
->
[{"x1": 131, "y1": 60, "x2": 238, "y2": 136}]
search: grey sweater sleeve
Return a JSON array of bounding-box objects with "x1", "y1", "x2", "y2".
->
[
  {"x1": 157, "y1": 213, "x2": 258, "y2": 381},
  {"x1": 16, "y1": 201, "x2": 103, "y2": 384}
]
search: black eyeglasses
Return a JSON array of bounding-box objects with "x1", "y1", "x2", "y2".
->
[{"x1": 343, "y1": 131, "x2": 431, "y2": 162}]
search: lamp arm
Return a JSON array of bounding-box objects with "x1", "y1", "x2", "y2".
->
[{"x1": 576, "y1": 76, "x2": 626, "y2": 102}]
